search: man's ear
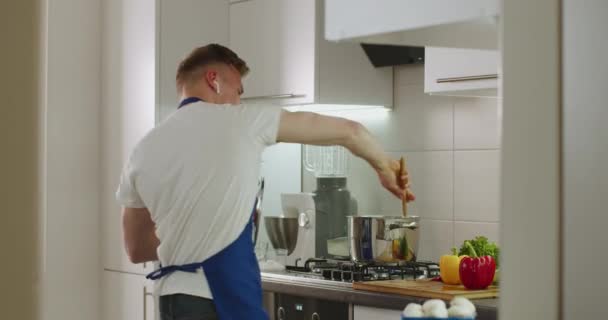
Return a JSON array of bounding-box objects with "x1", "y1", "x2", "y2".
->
[{"x1": 204, "y1": 69, "x2": 218, "y2": 91}]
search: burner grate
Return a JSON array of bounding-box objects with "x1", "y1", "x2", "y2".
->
[{"x1": 285, "y1": 258, "x2": 440, "y2": 282}]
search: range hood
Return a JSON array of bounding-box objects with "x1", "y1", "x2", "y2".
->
[{"x1": 361, "y1": 44, "x2": 424, "y2": 67}]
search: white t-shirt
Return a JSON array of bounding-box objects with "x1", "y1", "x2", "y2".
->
[{"x1": 116, "y1": 101, "x2": 281, "y2": 299}]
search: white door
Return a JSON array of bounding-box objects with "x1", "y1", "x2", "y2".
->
[{"x1": 229, "y1": 0, "x2": 315, "y2": 105}]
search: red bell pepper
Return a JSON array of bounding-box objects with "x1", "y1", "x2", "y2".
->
[{"x1": 459, "y1": 241, "x2": 496, "y2": 290}]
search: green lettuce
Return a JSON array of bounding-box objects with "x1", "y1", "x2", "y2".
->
[{"x1": 458, "y1": 236, "x2": 500, "y2": 267}]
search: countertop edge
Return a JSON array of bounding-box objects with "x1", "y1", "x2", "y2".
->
[{"x1": 261, "y1": 272, "x2": 497, "y2": 320}]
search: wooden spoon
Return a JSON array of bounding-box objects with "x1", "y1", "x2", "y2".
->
[{"x1": 400, "y1": 156, "x2": 408, "y2": 217}]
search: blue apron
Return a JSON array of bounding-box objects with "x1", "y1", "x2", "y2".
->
[{"x1": 146, "y1": 97, "x2": 268, "y2": 320}]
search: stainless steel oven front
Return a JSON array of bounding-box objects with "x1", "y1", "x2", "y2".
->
[{"x1": 264, "y1": 292, "x2": 350, "y2": 320}]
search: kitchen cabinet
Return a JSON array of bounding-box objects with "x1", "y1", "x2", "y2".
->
[
  {"x1": 229, "y1": 0, "x2": 392, "y2": 108},
  {"x1": 325, "y1": 0, "x2": 499, "y2": 50},
  {"x1": 425, "y1": 47, "x2": 499, "y2": 97},
  {"x1": 103, "y1": 270, "x2": 157, "y2": 320},
  {"x1": 353, "y1": 305, "x2": 402, "y2": 320},
  {"x1": 156, "y1": 0, "x2": 230, "y2": 123}
]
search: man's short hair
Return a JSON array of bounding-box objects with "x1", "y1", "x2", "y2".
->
[{"x1": 176, "y1": 44, "x2": 249, "y2": 91}]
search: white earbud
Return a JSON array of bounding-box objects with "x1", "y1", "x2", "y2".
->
[{"x1": 214, "y1": 80, "x2": 221, "y2": 95}]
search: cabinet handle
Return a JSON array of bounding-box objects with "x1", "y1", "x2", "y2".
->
[
  {"x1": 143, "y1": 286, "x2": 154, "y2": 320},
  {"x1": 143, "y1": 286, "x2": 147, "y2": 320},
  {"x1": 241, "y1": 93, "x2": 306, "y2": 101},
  {"x1": 436, "y1": 74, "x2": 498, "y2": 83}
]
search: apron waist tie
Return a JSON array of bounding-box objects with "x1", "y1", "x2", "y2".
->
[
  {"x1": 146, "y1": 262, "x2": 204, "y2": 280},
  {"x1": 144, "y1": 195, "x2": 268, "y2": 319}
]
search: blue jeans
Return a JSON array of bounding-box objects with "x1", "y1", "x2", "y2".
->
[{"x1": 159, "y1": 294, "x2": 218, "y2": 320}]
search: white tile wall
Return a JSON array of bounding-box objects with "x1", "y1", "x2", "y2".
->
[
  {"x1": 454, "y1": 96, "x2": 501, "y2": 149},
  {"x1": 454, "y1": 150, "x2": 500, "y2": 222},
  {"x1": 343, "y1": 155, "x2": 386, "y2": 215},
  {"x1": 454, "y1": 221, "x2": 500, "y2": 246},
  {"x1": 418, "y1": 219, "x2": 454, "y2": 261},
  {"x1": 394, "y1": 64, "x2": 425, "y2": 86},
  {"x1": 256, "y1": 143, "x2": 302, "y2": 248},
  {"x1": 302, "y1": 65, "x2": 501, "y2": 261},
  {"x1": 378, "y1": 151, "x2": 453, "y2": 220},
  {"x1": 383, "y1": 84, "x2": 453, "y2": 151}
]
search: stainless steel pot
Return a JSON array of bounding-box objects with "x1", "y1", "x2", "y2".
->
[{"x1": 347, "y1": 215, "x2": 420, "y2": 263}]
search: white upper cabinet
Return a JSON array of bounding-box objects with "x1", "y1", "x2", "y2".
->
[
  {"x1": 229, "y1": 0, "x2": 315, "y2": 105},
  {"x1": 156, "y1": 0, "x2": 230, "y2": 123},
  {"x1": 325, "y1": 0, "x2": 499, "y2": 50},
  {"x1": 425, "y1": 47, "x2": 500, "y2": 97},
  {"x1": 229, "y1": 0, "x2": 393, "y2": 107}
]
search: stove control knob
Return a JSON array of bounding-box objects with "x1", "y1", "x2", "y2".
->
[
  {"x1": 277, "y1": 307, "x2": 286, "y2": 320},
  {"x1": 312, "y1": 312, "x2": 320, "y2": 320},
  {"x1": 298, "y1": 212, "x2": 310, "y2": 228}
]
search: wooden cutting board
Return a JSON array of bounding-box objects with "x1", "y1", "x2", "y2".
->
[{"x1": 353, "y1": 279, "x2": 499, "y2": 300}]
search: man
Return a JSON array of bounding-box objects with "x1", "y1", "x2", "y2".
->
[{"x1": 116, "y1": 44, "x2": 414, "y2": 320}]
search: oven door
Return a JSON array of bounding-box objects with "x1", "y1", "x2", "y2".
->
[{"x1": 273, "y1": 293, "x2": 349, "y2": 320}]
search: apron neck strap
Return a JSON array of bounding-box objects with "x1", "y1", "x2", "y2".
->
[{"x1": 178, "y1": 97, "x2": 202, "y2": 109}]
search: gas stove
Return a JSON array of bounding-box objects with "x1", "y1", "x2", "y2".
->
[{"x1": 283, "y1": 258, "x2": 440, "y2": 282}]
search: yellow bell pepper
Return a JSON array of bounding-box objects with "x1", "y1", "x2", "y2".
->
[{"x1": 440, "y1": 248, "x2": 464, "y2": 285}]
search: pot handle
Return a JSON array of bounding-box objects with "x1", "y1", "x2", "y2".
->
[{"x1": 387, "y1": 221, "x2": 417, "y2": 230}]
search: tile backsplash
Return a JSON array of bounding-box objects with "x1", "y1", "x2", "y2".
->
[{"x1": 302, "y1": 65, "x2": 501, "y2": 262}]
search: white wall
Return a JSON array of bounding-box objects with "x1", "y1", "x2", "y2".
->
[
  {"x1": 100, "y1": 0, "x2": 156, "y2": 317},
  {"x1": 563, "y1": 0, "x2": 608, "y2": 318},
  {"x1": 43, "y1": 0, "x2": 102, "y2": 320},
  {"x1": 0, "y1": 1, "x2": 42, "y2": 319},
  {"x1": 101, "y1": 0, "x2": 156, "y2": 275},
  {"x1": 302, "y1": 65, "x2": 502, "y2": 261}
]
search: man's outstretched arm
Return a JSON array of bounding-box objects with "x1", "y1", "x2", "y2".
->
[{"x1": 277, "y1": 110, "x2": 415, "y2": 200}]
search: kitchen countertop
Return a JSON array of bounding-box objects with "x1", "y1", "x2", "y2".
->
[{"x1": 261, "y1": 271, "x2": 497, "y2": 320}]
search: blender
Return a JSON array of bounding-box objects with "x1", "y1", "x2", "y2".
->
[{"x1": 304, "y1": 145, "x2": 358, "y2": 258}]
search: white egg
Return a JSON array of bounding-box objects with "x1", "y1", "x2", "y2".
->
[
  {"x1": 425, "y1": 306, "x2": 448, "y2": 318},
  {"x1": 422, "y1": 299, "x2": 447, "y2": 314},
  {"x1": 448, "y1": 305, "x2": 475, "y2": 318},
  {"x1": 402, "y1": 303, "x2": 424, "y2": 318},
  {"x1": 450, "y1": 297, "x2": 476, "y2": 316}
]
